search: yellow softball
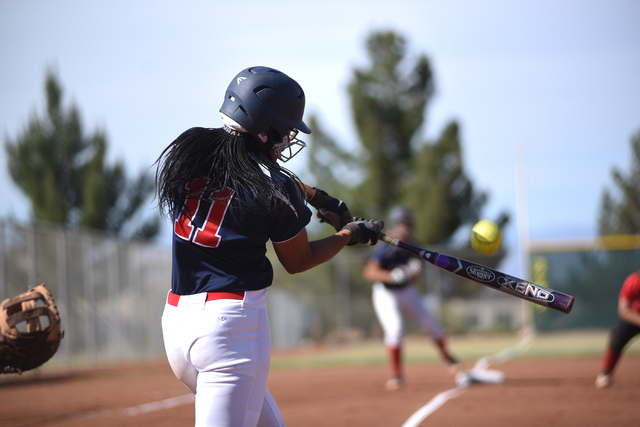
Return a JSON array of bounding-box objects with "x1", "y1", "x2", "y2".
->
[{"x1": 471, "y1": 219, "x2": 502, "y2": 255}]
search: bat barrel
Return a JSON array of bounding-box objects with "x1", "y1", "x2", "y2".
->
[{"x1": 550, "y1": 292, "x2": 574, "y2": 314}]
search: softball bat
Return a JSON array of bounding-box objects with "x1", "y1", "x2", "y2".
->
[{"x1": 378, "y1": 233, "x2": 574, "y2": 314}]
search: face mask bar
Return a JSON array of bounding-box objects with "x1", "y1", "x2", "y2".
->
[{"x1": 273, "y1": 129, "x2": 307, "y2": 162}]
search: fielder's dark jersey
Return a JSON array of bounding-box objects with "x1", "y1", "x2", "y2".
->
[
  {"x1": 369, "y1": 242, "x2": 421, "y2": 288},
  {"x1": 171, "y1": 169, "x2": 311, "y2": 295}
]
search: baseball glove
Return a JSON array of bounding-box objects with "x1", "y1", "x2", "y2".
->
[{"x1": 0, "y1": 280, "x2": 64, "y2": 374}]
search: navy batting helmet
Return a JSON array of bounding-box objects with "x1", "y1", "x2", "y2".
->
[
  {"x1": 388, "y1": 205, "x2": 413, "y2": 227},
  {"x1": 219, "y1": 67, "x2": 311, "y2": 149}
]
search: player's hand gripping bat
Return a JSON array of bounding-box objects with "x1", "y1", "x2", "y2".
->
[{"x1": 378, "y1": 233, "x2": 574, "y2": 314}]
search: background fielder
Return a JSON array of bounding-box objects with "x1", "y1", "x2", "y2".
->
[
  {"x1": 596, "y1": 266, "x2": 640, "y2": 388},
  {"x1": 363, "y1": 206, "x2": 460, "y2": 391}
]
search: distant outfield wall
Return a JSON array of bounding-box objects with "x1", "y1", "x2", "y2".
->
[{"x1": 528, "y1": 235, "x2": 640, "y2": 331}]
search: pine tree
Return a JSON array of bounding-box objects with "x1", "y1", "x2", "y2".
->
[
  {"x1": 307, "y1": 30, "x2": 500, "y2": 244},
  {"x1": 598, "y1": 130, "x2": 640, "y2": 235},
  {"x1": 347, "y1": 31, "x2": 433, "y2": 217},
  {"x1": 4, "y1": 68, "x2": 159, "y2": 239},
  {"x1": 405, "y1": 121, "x2": 488, "y2": 244}
]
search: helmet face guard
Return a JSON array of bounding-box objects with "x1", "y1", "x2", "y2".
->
[
  {"x1": 220, "y1": 67, "x2": 311, "y2": 159},
  {"x1": 272, "y1": 129, "x2": 307, "y2": 162}
]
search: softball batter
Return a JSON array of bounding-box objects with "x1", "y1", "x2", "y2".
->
[
  {"x1": 363, "y1": 206, "x2": 459, "y2": 390},
  {"x1": 155, "y1": 66, "x2": 383, "y2": 426}
]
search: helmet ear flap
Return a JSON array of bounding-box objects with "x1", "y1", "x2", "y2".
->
[{"x1": 257, "y1": 128, "x2": 281, "y2": 151}]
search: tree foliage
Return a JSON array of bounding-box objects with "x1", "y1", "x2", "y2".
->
[
  {"x1": 307, "y1": 30, "x2": 505, "y2": 244},
  {"x1": 348, "y1": 31, "x2": 433, "y2": 216},
  {"x1": 4, "y1": 68, "x2": 159, "y2": 240},
  {"x1": 403, "y1": 121, "x2": 490, "y2": 243},
  {"x1": 598, "y1": 129, "x2": 640, "y2": 235},
  {"x1": 305, "y1": 115, "x2": 358, "y2": 198}
]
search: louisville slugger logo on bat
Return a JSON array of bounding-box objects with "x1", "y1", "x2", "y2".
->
[
  {"x1": 466, "y1": 266, "x2": 495, "y2": 282},
  {"x1": 379, "y1": 233, "x2": 574, "y2": 314}
]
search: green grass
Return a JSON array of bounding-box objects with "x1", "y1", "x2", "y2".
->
[{"x1": 270, "y1": 329, "x2": 640, "y2": 370}]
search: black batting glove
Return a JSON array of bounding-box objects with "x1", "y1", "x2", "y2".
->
[
  {"x1": 342, "y1": 217, "x2": 384, "y2": 246},
  {"x1": 307, "y1": 187, "x2": 353, "y2": 232}
]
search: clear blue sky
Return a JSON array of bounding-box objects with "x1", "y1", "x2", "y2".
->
[{"x1": 1, "y1": 0, "x2": 639, "y2": 276}]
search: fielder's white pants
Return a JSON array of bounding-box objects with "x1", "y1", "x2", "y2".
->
[
  {"x1": 372, "y1": 282, "x2": 445, "y2": 348},
  {"x1": 161, "y1": 289, "x2": 285, "y2": 427}
]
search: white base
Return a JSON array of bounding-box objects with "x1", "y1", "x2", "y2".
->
[{"x1": 456, "y1": 369, "x2": 505, "y2": 386}]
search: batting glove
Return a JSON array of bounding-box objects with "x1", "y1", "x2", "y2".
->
[
  {"x1": 341, "y1": 217, "x2": 384, "y2": 246},
  {"x1": 405, "y1": 258, "x2": 424, "y2": 277},
  {"x1": 388, "y1": 267, "x2": 411, "y2": 285}
]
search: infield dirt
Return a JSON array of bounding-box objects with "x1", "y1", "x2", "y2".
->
[{"x1": 1, "y1": 354, "x2": 638, "y2": 426}]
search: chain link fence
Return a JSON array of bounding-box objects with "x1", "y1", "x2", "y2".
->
[{"x1": 0, "y1": 221, "x2": 171, "y2": 367}]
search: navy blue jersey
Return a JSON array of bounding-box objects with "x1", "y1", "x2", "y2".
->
[
  {"x1": 171, "y1": 171, "x2": 311, "y2": 295},
  {"x1": 369, "y1": 242, "x2": 421, "y2": 288}
]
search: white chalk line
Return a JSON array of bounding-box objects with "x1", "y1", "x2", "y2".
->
[
  {"x1": 76, "y1": 392, "x2": 194, "y2": 419},
  {"x1": 401, "y1": 330, "x2": 535, "y2": 427}
]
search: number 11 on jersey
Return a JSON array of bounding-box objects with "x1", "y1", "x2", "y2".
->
[{"x1": 174, "y1": 178, "x2": 234, "y2": 248}]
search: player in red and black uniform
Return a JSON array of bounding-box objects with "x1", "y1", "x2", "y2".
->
[
  {"x1": 596, "y1": 268, "x2": 640, "y2": 388},
  {"x1": 156, "y1": 66, "x2": 383, "y2": 426}
]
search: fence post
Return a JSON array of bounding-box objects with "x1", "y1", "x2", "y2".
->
[
  {"x1": 0, "y1": 222, "x2": 4, "y2": 302},
  {"x1": 109, "y1": 238, "x2": 122, "y2": 361},
  {"x1": 27, "y1": 225, "x2": 37, "y2": 287},
  {"x1": 83, "y1": 233, "x2": 96, "y2": 365},
  {"x1": 57, "y1": 230, "x2": 70, "y2": 366}
]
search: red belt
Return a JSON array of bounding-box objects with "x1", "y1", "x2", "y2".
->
[{"x1": 167, "y1": 290, "x2": 245, "y2": 307}]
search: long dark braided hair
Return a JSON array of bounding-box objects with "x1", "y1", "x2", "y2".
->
[{"x1": 154, "y1": 126, "x2": 304, "y2": 218}]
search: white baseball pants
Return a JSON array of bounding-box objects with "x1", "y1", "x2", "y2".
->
[
  {"x1": 162, "y1": 289, "x2": 285, "y2": 427},
  {"x1": 372, "y1": 282, "x2": 445, "y2": 347}
]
